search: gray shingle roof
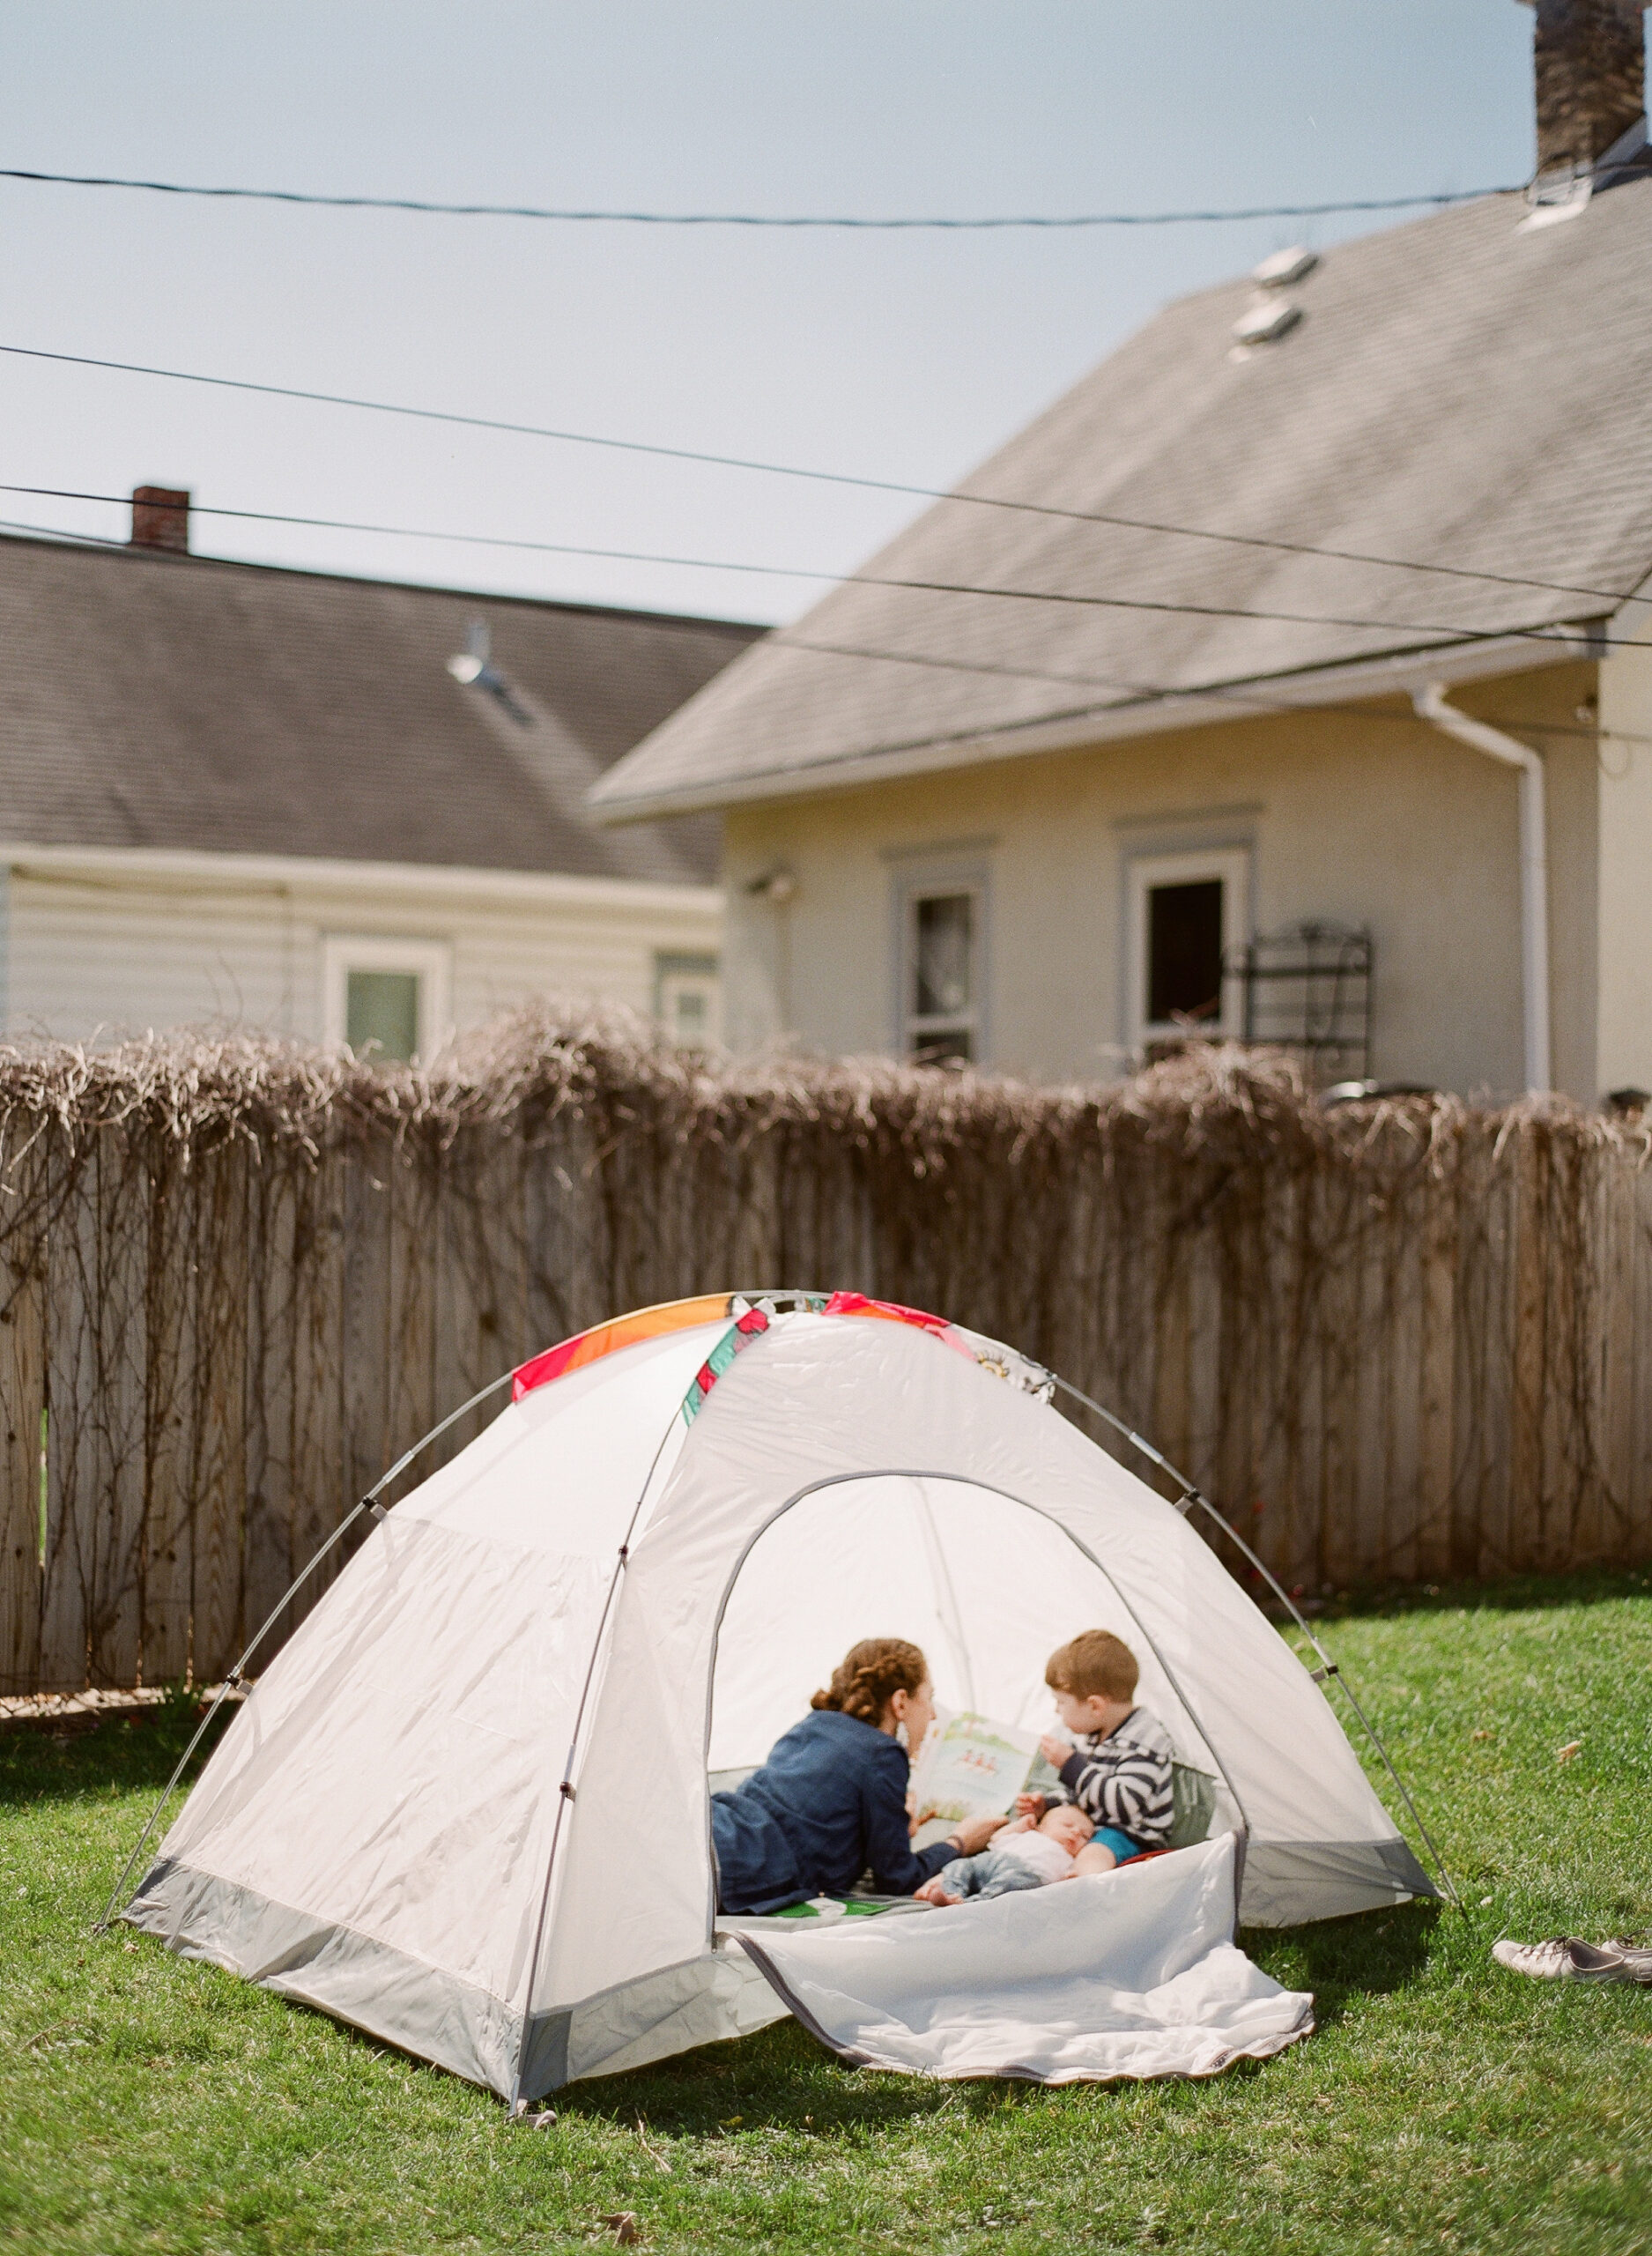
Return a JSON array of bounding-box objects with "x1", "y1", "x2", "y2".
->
[
  {"x1": 0, "y1": 535, "x2": 760, "y2": 880},
  {"x1": 592, "y1": 174, "x2": 1652, "y2": 820}
]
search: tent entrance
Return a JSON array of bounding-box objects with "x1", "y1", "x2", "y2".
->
[{"x1": 706, "y1": 1471, "x2": 1244, "y2": 1849}]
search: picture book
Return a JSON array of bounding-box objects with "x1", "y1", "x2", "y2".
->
[{"x1": 908, "y1": 1707, "x2": 1065, "y2": 1849}]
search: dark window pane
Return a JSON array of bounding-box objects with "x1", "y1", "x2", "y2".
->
[
  {"x1": 914, "y1": 894, "x2": 973, "y2": 1019},
  {"x1": 347, "y1": 969, "x2": 420, "y2": 1062},
  {"x1": 672, "y1": 987, "x2": 708, "y2": 1038},
  {"x1": 1147, "y1": 880, "x2": 1223, "y2": 1024}
]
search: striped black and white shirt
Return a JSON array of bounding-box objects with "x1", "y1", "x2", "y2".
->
[{"x1": 1048, "y1": 1708, "x2": 1175, "y2": 1849}]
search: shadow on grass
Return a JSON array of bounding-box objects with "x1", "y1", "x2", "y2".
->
[
  {"x1": 560, "y1": 2019, "x2": 967, "y2": 2136},
  {"x1": 1242, "y1": 1898, "x2": 1440, "y2": 2030},
  {"x1": 559, "y1": 2017, "x2": 1111, "y2": 2138},
  {"x1": 0, "y1": 1698, "x2": 236, "y2": 1808},
  {"x1": 1302, "y1": 1567, "x2": 1652, "y2": 1625}
]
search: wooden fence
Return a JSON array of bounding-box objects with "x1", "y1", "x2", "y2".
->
[{"x1": 2, "y1": 1017, "x2": 1648, "y2": 1695}]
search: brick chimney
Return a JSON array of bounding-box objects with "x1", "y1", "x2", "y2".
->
[
  {"x1": 130, "y1": 486, "x2": 190, "y2": 553},
  {"x1": 1520, "y1": 0, "x2": 1649, "y2": 178}
]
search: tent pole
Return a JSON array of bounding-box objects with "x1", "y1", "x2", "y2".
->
[
  {"x1": 507, "y1": 1392, "x2": 690, "y2": 2111},
  {"x1": 1051, "y1": 1375, "x2": 1463, "y2": 1915},
  {"x1": 93, "y1": 1368, "x2": 516, "y2": 1936}
]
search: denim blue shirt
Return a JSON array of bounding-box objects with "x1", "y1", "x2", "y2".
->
[{"x1": 710, "y1": 1706, "x2": 959, "y2": 1914}]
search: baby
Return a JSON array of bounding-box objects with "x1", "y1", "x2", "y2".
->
[{"x1": 914, "y1": 1802, "x2": 1094, "y2": 1904}]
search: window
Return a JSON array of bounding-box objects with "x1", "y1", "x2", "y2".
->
[
  {"x1": 1148, "y1": 880, "x2": 1225, "y2": 1026},
  {"x1": 1124, "y1": 848, "x2": 1249, "y2": 1054},
  {"x1": 322, "y1": 937, "x2": 452, "y2": 1064},
  {"x1": 886, "y1": 849, "x2": 991, "y2": 1065},
  {"x1": 656, "y1": 952, "x2": 721, "y2": 1047},
  {"x1": 905, "y1": 888, "x2": 980, "y2": 1064},
  {"x1": 348, "y1": 970, "x2": 419, "y2": 1061}
]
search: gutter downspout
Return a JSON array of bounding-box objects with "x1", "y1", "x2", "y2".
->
[{"x1": 1412, "y1": 684, "x2": 1551, "y2": 1094}]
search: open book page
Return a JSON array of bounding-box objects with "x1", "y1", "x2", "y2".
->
[{"x1": 908, "y1": 1708, "x2": 1063, "y2": 1851}]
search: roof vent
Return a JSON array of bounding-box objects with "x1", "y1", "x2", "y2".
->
[
  {"x1": 1231, "y1": 297, "x2": 1304, "y2": 347},
  {"x1": 130, "y1": 486, "x2": 189, "y2": 553},
  {"x1": 1251, "y1": 245, "x2": 1318, "y2": 288},
  {"x1": 446, "y1": 617, "x2": 492, "y2": 686},
  {"x1": 446, "y1": 616, "x2": 533, "y2": 728}
]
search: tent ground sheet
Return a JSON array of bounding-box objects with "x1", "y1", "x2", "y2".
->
[{"x1": 732, "y1": 1834, "x2": 1314, "y2": 2084}]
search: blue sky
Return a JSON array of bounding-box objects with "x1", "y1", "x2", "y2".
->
[{"x1": 0, "y1": 4, "x2": 1556, "y2": 622}]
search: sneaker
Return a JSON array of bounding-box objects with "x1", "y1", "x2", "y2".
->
[
  {"x1": 1492, "y1": 1937, "x2": 1630, "y2": 1982},
  {"x1": 1604, "y1": 1939, "x2": 1652, "y2": 1984}
]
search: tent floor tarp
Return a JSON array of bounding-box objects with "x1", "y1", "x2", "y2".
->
[{"x1": 735, "y1": 1835, "x2": 1315, "y2": 2085}]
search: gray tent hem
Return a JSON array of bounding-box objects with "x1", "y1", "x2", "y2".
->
[
  {"x1": 1239, "y1": 1836, "x2": 1437, "y2": 1926},
  {"x1": 125, "y1": 1859, "x2": 774, "y2": 2102},
  {"x1": 123, "y1": 1857, "x2": 523, "y2": 2096}
]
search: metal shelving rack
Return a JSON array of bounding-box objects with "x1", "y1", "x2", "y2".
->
[{"x1": 1224, "y1": 921, "x2": 1373, "y2": 1084}]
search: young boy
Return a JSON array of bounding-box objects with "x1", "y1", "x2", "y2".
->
[
  {"x1": 914, "y1": 1801, "x2": 1095, "y2": 1904},
  {"x1": 1017, "y1": 1629, "x2": 1174, "y2": 1870}
]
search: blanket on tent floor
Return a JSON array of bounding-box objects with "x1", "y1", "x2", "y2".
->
[{"x1": 730, "y1": 1834, "x2": 1313, "y2": 2084}]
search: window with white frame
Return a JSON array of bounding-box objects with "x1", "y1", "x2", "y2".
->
[
  {"x1": 900, "y1": 882, "x2": 983, "y2": 1065},
  {"x1": 1124, "y1": 848, "x2": 1249, "y2": 1053},
  {"x1": 656, "y1": 952, "x2": 721, "y2": 1047},
  {"x1": 322, "y1": 937, "x2": 452, "y2": 1065}
]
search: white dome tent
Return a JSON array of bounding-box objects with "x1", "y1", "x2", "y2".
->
[{"x1": 118, "y1": 1291, "x2": 1438, "y2": 2102}]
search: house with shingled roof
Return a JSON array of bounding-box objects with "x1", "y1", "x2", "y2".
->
[
  {"x1": 592, "y1": 0, "x2": 1652, "y2": 1106},
  {"x1": 0, "y1": 508, "x2": 759, "y2": 1057}
]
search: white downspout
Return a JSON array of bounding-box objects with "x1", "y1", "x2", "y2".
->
[{"x1": 1412, "y1": 684, "x2": 1550, "y2": 1094}]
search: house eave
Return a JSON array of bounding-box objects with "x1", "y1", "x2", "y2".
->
[
  {"x1": 588, "y1": 627, "x2": 1606, "y2": 824},
  {"x1": 0, "y1": 840, "x2": 722, "y2": 920}
]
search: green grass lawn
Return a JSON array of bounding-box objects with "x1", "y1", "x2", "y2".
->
[{"x1": 3, "y1": 1573, "x2": 1649, "y2": 2256}]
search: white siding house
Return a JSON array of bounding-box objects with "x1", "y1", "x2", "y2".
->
[
  {"x1": 0, "y1": 847, "x2": 721, "y2": 1053},
  {"x1": 0, "y1": 523, "x2": 757, "y2": 1056}
]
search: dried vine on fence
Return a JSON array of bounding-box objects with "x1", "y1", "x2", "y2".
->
[{"x1": 1, "y1": 1009, "x2": 1648, "y2": 1694}]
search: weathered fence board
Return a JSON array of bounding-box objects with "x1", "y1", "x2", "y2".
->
[
  {"x1": 0, "y1": 1024, "x2": 1648, "y2": 1695},
  {"x1": 0, "y1": 1146, "x2": 45, "y2": 1691}
]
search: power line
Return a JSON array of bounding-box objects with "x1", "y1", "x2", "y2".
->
[
  {"x1": 0, "y1": 342, "x2": 1633, "y2": 609},
  {"x1": 0, "y1": 477, "x2": 1599, "y2": 648},
  {"x1": 648, "y1": 651, "x2": 1642, "y2": 780},
  {"x1": 5, "y1": 508, "x2": 1641, "y2": 750},
  {"x1": 0, "y1": 482, "x2": 836, "y2": 584},
  {"x1": 774, "y1": 634, "x2": 1640, "y2": 748},
  {"x1": 0, "y1": 165, "x2": 1524, "y2": 228}
]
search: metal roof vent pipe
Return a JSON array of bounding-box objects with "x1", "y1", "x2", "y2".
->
[
  {"x1": 130, "y1": 486, "x2": 190, "y2": 553},
  {"x1": 1517, "y1": 0, "x2": 1649, "y2": 224}
]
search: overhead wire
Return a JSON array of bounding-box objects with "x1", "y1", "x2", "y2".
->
[
  {"x1": 0, "y1": 341, "x2": 1636, "y2": 609},
  {"x1": 4, "y1": 501, "x2": 1641, "y2": 753},
  {"x1": 0, "y1": 480, "x2": 836, "y2": 585},
  {"x1": 773, "y1": 635, "x2": 1641, "y2": 749},
  {"x1": 0, "y1": 165, "x2": 1525, "y2": 228},
  {"x1": 0, "y1": 479, "x2": 1604, "y2": 649}
]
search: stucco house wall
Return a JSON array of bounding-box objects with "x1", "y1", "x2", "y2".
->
[
  {"x1": 722, "y1": 659, "x2": 1604, "y2": 1101},
  {"x1": 1597, "y1": 602, "x2": 1652, "y2": 1100}
]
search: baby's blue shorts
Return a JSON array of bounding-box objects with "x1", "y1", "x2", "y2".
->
[{"x1": 1091, "y1": 1826, "x2": 1148, "y2": 1864}]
